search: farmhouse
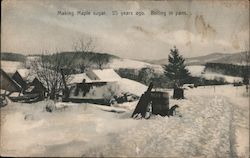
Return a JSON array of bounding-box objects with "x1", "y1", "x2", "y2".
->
[
  {"x1": 69, "y1": 69, "x2": 121, "y2": 98},
  {"x1": 68, "y1": 73, "x2": 93, "y2": 97},
  {"x1": 25, "y1": 78, "x2": 47, "y2": 100}
]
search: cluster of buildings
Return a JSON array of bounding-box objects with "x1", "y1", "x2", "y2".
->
[
  {"x1": 0, "y1": 68, "x2": 46, "y2": 102},
  {"x1": 1, "y1": 64, "x2": 121, "y2": 103}
]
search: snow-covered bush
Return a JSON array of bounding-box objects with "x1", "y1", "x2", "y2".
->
[
  {"x1": 45, "y1": 100, "x2": 56, "y2": 112},
  {"x1": 84, "y1": 83, "x2": 122, "y2": 100}
]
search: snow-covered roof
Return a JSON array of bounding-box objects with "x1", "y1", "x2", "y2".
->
[
  {"x1": 16, "y1": 69, "x2": 30, "y2": 79},
  {"x1": 69, "y1": 73, "x2": 92, "y2": 84},
  {"x1": 16, "y1": 68, "x2": 36, "y2": 82},
  {"x1": 89, "y1": 69, "x2": 121, "y2": 82}
]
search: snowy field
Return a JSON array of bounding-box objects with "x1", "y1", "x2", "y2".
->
[
  {"x1": 1, "y1": 60, "x2": 24, "y2": 74},
  {"x1": 0, "y1": 85, "x2": 249, "y2": 157},
  {"x1": 187, "y1": 65, "x2": 242, "y2": 83}
]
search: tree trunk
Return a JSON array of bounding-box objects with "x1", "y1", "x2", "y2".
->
[{"x1": 50, "y1": 86, "x2": 56, "y2": 100}]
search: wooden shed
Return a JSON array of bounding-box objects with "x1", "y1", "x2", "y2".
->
[{"x1": 25, "y1": 78, "x2": 46, "y2": 100}]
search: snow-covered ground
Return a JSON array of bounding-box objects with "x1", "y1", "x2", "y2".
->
[
  {"x1": 0, "y1": 85, "x2": 248, "y2": 157},
  {"x1": 187, "y1": 65, "x2": 242, "y2": 83},
  {"x1": 202, "y1": 73, "x2": 242, "y2": 83},
  {"x1": 186, "y1": 65, "x2": 206, "y2": 76}
]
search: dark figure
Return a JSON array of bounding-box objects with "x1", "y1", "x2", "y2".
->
[{"x1": 168, "y1": 104, "x2": 179, "y2": 116}]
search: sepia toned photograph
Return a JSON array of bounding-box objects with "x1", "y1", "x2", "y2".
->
[{"x1": 0, "y1": 0, "x2": 249, "y2": 157}]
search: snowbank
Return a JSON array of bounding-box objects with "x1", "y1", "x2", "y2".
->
[
  {"x1": 117, "y1": 78, "x2": 147, "y2": 96},
  {"x1": 83, "y1": 83, "x2": 121, "y2": 99}
]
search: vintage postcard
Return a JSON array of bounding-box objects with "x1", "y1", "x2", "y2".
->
[{"x1": 1, "y1": 0, "x2": 249, "y2": 157}]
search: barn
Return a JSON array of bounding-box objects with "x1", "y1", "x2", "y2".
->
[{"x1": 25, "y1": 77, "x2": 47, "y2": 100}]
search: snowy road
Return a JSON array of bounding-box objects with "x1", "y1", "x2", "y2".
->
[{"x1": 0, "y1": 85, "x2": 249, "y2": 157}]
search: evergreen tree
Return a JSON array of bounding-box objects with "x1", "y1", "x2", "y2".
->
[{"x1": 163, "y1": 46, "x2": 190, "y2": 88}]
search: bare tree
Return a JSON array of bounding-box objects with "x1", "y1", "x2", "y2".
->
[
  {"x1": 72, "y1": 37, "x2": 95, "y2": 53},
  {"x1": 72, "y1": 37, "x2": 110, "y2": 70},
  {"x1": 90, "y1": 53, "x2": 110, "y2": 69},
  {"x1": 31, "y1": 37, "x2": 96, "y2": 100},
  {"x1": 31, "y1": 50, "x2": 72, "y2": 100},
  {"x1": 72, "y1": 37, "x2": 95, "y2": 72}
]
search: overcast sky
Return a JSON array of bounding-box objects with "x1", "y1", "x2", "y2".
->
[{"x1": 1, "y1": 0, "x2": 249, "y2": 60}]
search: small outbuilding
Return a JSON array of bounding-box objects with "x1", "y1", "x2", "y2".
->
[{"x1": 25, "y1": 78, "x2": 46, "y2": 100}]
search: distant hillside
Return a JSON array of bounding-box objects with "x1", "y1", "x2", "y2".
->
[
  {"x1": 27, "y1": 51, "x2": 121, "y2": 72},
  {"x1": 211, "y1": 52, "x2": 248, "y2": 65},
  {"x1": 39, "y1": 51, "x2": 119, "y2": 59},
  {"x1": 146, "y1": 52, "x2": 247, "y2": 66},
  {"x1": 38, "y1": 51, "x2": 165, "y2": 72},
  {"x1": 1, "y1": 52, "x2": 26, "y2": 62},
  {"x1": 205, "y1": 62, "x2": 249, "y2": 77},
  {"x1": 185, "y1": 53, "x2": 231, "y2": 65}
]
